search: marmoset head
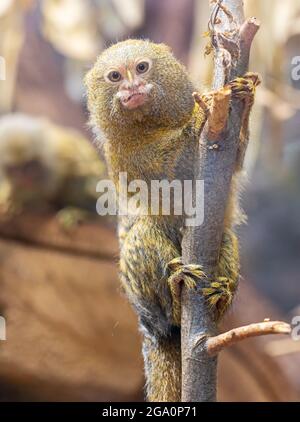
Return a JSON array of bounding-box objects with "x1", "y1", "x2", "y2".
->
[
  {"x1": 85, "y1": 39, "x2": 195, "y2": 137},
  {"x1": 0, "y1": 114, "x2": 55, "y2": 190}
]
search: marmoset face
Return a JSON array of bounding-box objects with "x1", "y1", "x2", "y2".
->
[
  {"x1": 104, "y1": 56, "x2": 154, "y2": 110},
  {"x1": 85, "y1": 39, "x2": 195, "y2": 134}
]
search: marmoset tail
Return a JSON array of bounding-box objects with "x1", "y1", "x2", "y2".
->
[{"x1": 85, "y1": 39, "x2": 259, "y2": 401}]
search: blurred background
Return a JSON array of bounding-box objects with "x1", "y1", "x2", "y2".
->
[{"x1": 0, "y1": 0, "x2": 299, "y2": 402}]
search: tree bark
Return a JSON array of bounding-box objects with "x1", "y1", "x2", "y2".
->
[{"x1": 181, "y1": 0, "x2": 260, "y2": 402}]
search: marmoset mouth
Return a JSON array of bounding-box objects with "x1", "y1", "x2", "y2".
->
[{"x1": 121, "y1": 91, "x2": 148, "y2": 110}]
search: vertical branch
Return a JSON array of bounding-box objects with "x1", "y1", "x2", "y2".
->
[{"x1": 181, "y1": 0, "x2": 260, "y2": 402}]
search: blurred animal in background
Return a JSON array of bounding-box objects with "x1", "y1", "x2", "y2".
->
[{"x1": 0, "y1": 113, "x2": 107, "y2": 228}]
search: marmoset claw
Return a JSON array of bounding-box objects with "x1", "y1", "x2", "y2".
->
[
  {"x1": 166, "y1": 257, "x2": 205, "y2": 325},
  {"x1": 229, "y1": 72, "x2": 261, "y2": 99},
  {"x1": 56, "y1": 207, "x2": 86, "y2": 231},
  {"x1": 201, "y1": 275, "x2": 237, "y2": 318}
]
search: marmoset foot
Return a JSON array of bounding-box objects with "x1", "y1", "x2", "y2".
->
[
  {"x1": 229, "y1": 72, "x2": 261, "y2": 100},
  {"x1": 167, "y1": 258, "x2": 238, "y2": 323},
  {"x1": 56, "y1": 207, "x2": 87, "y2": 231},
  {"x1": 201, "y1": 275, "x2": 237, "y2": 318},
  {"x1": 166, "y1": 257, "x2": 205, "y2": 326}
]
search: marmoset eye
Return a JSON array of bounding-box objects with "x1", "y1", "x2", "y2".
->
[
  {"x1": 107, "y1": 70, "x2": 122, "y2": 82},
  {"x1": 136, "y1": 61, "x2": 150, "y2": 74}
]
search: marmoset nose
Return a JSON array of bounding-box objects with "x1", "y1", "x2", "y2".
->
[
  {"x1": 126, "y1": 69, "x2": 134, "y2": 83},
  {"x1": 122, "y1": 70, "x2": 144, "y2": 90}
]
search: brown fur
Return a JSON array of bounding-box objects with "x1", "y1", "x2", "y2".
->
[{"x1": 85, "y1": 40, "x2": 257, "y2": 401}]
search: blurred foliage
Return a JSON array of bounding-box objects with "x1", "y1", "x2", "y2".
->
[
  {"x1": 0, "y1": 0, "x2": 33, "y2": 112},
  {"x1": 41, "y1": 0, "x2": 144, "y2": 101},
  {"x1": 42, "y1": 0, "x2": 144, "y2": 61},
  {"x1": 189, "y1": 0, "x2": 300, "y2": 172}
]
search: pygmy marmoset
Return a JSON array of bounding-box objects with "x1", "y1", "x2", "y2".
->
[{"x1": 85, "y1": 39, "x2": 259, "y2": 401}]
